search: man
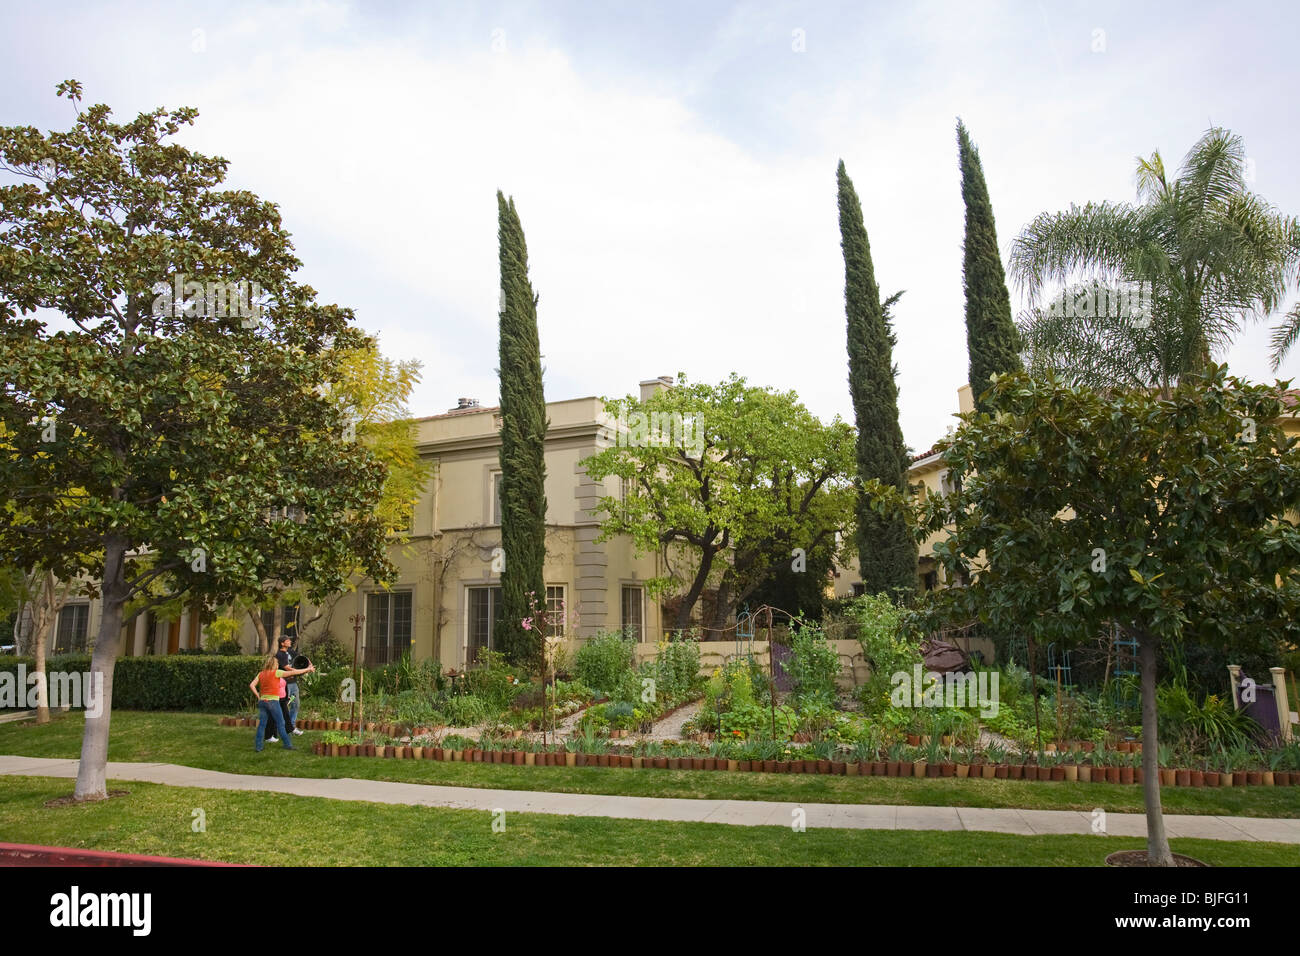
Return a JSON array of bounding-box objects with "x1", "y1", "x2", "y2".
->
[{"x1": 273, "y1": 636, "x2": 303, "y2": 738}]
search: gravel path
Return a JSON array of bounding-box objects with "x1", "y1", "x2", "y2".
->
[{"x1": 643, "y1": 700, "x2": 703, "y2": 741}]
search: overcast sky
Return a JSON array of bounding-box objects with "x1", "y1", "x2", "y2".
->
[{"x1": 3, "y1": 0, "x2": 1298, "y2": 452}]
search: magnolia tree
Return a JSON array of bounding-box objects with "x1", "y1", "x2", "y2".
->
[
  {"x1": 0, "y1": 82, "x2": 394, "y2": 800},
  {"x1": 867, "y1": 366, "x2": 1300, "y2": 866}
]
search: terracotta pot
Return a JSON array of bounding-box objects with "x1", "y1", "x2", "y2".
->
[
  {"x1": 1051, "y1": 767, "x2": 1066, "y2": 782},
  {"x1": 702, "y1": 758, "x2": 715, "y2": 771},
  {"x1": 939, "y1": 763, "x2": 956, "y2": 778},
  {"x1": 844, "y1": 761, "x2": 858, "y2": 776},
  {"x1": 1119, "y1": 767, "x2": 1134, "y2": 785},
  {"x1": 956, "y1": 764, "x2": 969, "y2": 779},
  {"x1": 652, "y1": 757, "x2": 666, "y2": 769},
  {"x1": 1007, "y1": 765, "x2": 1022, "y2": 780},
  {"x1": 886, "y1": 761, "x2": 900, "y2": 777},
  {"x1": 1189, "y1": 770, "x2": 1204, "y2": 787},
  {"x1": 982, "y1": 764, "x2": 997, "y2": 780},
  {"x1": 1062, "y1": 765, "x2": 1078, "y2": 782},
  {"x1": 1175, "y1": 769, "x2": 1190, "y2": 786},
  {"x1": 1104, "y1": 767, "x2": 1119, "y2": 783},
  {"x1": 912, "y1": 761, "x2": 927, "y2": 778},
  {"x1": 736, "y1": 760, "x2": 750, "y2": 772},
  {"x1": 1159, "y1": 768, "x2": 1175, "y2": 786},
  {"x1": 1275, "y1": 771, "x2": 1290, "y2": 786},
  {"x1": 995, "y1": 764, "x2": 1008, "y2": 779},
  {"x1": 327, "y1": 744, "x2": 339, "y2": 757},
  {"x1": 1078, "y1": 765, "x2": 1091, "y2": 783},
  {"x1": 1233, "y1": 771, "x2": 1247, "y2": 786},
  {"x1": 758, "y1": 759, "x2": 773, "y2": 772},
  {"x1": 1023, "y1": 766, "x2": 1039, "y2": 781},
  {"x1": 312, "y1": 742, "x2": 323, "y2": 755},
  {"x1": 906, "y1": 734, "x2": 920, "y2": 746},
  {"x1": 1203, "y1": 769, "x2": 1219, "y2": 787},
  {"x1": 1262, "y1": 771, "x2": 1274, "y2": 786},
  {"x1": 818, "y1": 759, "x2": 832, "y2": 774},
  {"x1": 926, "y1": 763, "x2": 942, "y2": 778},
  {"x1": 1092, "y1": 767, "x2": 1108, "y2": 783},
  {"x1": 621, "y1": 755, "x2": 633, "y2": 768},
  {"x1": 1247, "y1": 771, "x2": 1263, "y2": 786},
  {"x1": 574, "y1": 753, "x2": 588, "y2": 767}
]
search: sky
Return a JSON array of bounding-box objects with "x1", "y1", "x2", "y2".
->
[{"x1": 2, "y1": 0, "x2": 1298, "y2": 452}]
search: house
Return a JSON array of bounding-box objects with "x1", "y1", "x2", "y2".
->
[{"x1": 40, "y1": 378, "x2": 675, "y2": 668}]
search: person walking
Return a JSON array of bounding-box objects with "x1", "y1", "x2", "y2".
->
[
  {"x1": 274, "y1": 636, "x2": 302, "y2": 737},
  {"x1": 249, "y1": 654, "x2": 314, "y2": 752}
]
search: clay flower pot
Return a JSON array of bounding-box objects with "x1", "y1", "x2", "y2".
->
[
  {"x1": 1203, "y1": 770, "x2": 1218, "y2": 787},
  {"x1": 1091, "y1": 767, "x2": 1107, "y2": 783},
  {"x1": 939, "y1": 763, "x2": 956, "y2": 778},
  {"x1": 654, "y1": 757, "x2": 668, "y2": 769},
  {"x1": 1247, "y1": 771, "x2": 1263, "y2": 786},
  {"x1": 869, "y1": 761, "x2": 885, "y2": 776},
  {"x1": 1007, "y1": 764, "x2": 1023, "y2": 780},
  {"x1": 955, "y1": 764, "x2": 969, "y2": 779},
  {"x1": 886, "y1": 761, "x2": 900, "y2": 777},
  {"x1": 1189, "y1": 770, "x2": 1204, "y2": 787},
  {"x1": 994, "y1": 764, "x2": 1008, "y2": 779},
  {"x1": 1175, "y1": 769, "x2": 1190, "y2": 786},
  {"x1": 1119, "y1": 767, "x2": 1134, "y2": 785},
  {"x1": 327, "y1": 744, "x2": 339, "y2": 757},
  {"x1": 906, "y1": 734, "x2": 920, "y2": 746},
  {"x1": 912, "y1": 760, "x2": 927, "y2": 778},
  {"x1": 1063, "y1": 765, "x2": 1078, "y2": 782},
  {"x1": 1105, "y1": 767, "x2": 1120, "y2": 783},
  {"x1": 1159, "y1": 769, "x2": 1175, "y2": 786},
  {"x1": 818, "y1": 759, "x2": 832, "y2": 774},
  {"x1": 982, "y1": 764, "x2": 997, "y2": 780},
  {"x1": 1078, "y1": 765, "x2": 1091, "y2": 783}
]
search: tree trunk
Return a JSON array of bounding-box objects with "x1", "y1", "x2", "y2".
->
[
  {"x1": 33, "y1": 612, "x2": 49, "y2": 724},
  {"x1": 673, "y1": 543, "x2": 716, "y2": 633},
  {"x1": 1137, "y1": 630, "x2": 1174, "y2": 866},
  {"x1": 74, "y1": 537, "x2": 128, "y2": 801}
]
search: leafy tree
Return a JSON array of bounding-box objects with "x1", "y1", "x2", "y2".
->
[
  {"x1": 836, "y1": 160, "x2": 916, "y2": 600},
  {"x1": 1010, "y1": 128, "x2": 1299, "y2": 388},
  {"x1": 0, "y1": 82, "x2": 394, "y2": 800},
  {"x1": 494, "y1": 191, "x2": 548, "y2": 667},
  {"x1": 868, "y1": 366, "x2": 1300, "y2": 865},
  {"x1": 957, "y1": 121, "x2": 1022, "y2": 409},
  {"x1": 582, "y1": 374, "x2": 856, "y2": 633}
]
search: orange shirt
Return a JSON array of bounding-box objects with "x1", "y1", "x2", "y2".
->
[{"x1": 258, "y1": 669, "x2": 288, "y2": 700}]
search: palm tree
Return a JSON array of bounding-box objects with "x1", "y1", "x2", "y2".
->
[{"x1": 1010, "y1": 128, "x2": 1300, "y2": 390}]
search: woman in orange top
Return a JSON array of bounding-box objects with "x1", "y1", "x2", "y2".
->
[{"x1": 248, "y1": 655, "x2": 315, "y2": 751}]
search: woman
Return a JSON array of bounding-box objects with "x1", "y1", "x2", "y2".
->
[{"x1": 249, "y1": 654, "x2": 315, "y2": 752}]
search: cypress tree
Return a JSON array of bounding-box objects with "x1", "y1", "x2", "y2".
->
[
  {"x1": 957, "y1": 120, "x2": 1022, "y2": 411},
  {"x1": 837, "y1": 161, "x2": 917, "y2": 600},
  {"x1": 494, "y1": 191, "x2": 548, "y2": 668}
]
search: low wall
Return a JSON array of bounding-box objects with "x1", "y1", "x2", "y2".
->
[{"x1": 559, "y1": 637, "x2": 997, "y2": 689}]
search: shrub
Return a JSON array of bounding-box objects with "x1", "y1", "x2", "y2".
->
[
  {"x1": 301, "y1": 631, "x2": 353, "y2": 670},
  {"x1": 0, "y1": 654, "x2": 263, "y2": 712},
  {"x1": 464, "y1": 649, "x2": 526, "y2": 711},
  {"x1": 574, "y1": 632, "x2": 635, "y2": 695},
  {"x1": 653, "y1": 639, "x2": 701, "y2": 703},
  {"x1": 848, "y1": 592, "x2": 921, "y2": 714},
  {"x1": 442, "y1": 694, "x2": 489, "y2": 727},
  {"x1": 787, "y1": 624, "x2": 840, "y2": 700}
]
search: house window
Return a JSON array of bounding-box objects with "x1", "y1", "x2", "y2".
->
[
  {"x1": 365, "y1": 590, "x2": 412, "y2": 667},
  {"x1": 491, "y1": 472, "x2": 503, "y2": 525},
  {"x1": 939, "y1": 470, "x2": 962, "y2": 497},
  {"x1": 467, "y1": 586, "x2": 502, "y2": 664},
  {"x1": 545, "y1": 586, "x2": 565, "y2": 637},
  {"x1": 621, "y1": 586, "x2": 644, "y2": 641},
  {"x1": 54, "y1": 604, "x2": 89, "y2": 654},
  {"x1": 260, "y1": 603, "x2": 301, "y2": 648},
  {"x1": 851, "y1": 583, "x2": 866, "y2": 598},
  {"x1": 923, "y1": 571, "x2": 939, "y2": 591}
]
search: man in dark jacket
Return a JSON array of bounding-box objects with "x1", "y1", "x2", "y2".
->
[{"x1": 274, "y1": 636, "x2": 301, "y2": 737}]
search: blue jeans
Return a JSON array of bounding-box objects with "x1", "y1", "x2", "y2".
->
[
  {"x1": 286, "y1": 682, "x2": 299, "y2": 729},
  {"x1": 256, "y1": 699, "x2": 291, "y2": 751}
]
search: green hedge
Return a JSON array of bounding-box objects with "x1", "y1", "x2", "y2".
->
[{"x1": 0, "y1": 654, "x2": 265, "y2": 713}]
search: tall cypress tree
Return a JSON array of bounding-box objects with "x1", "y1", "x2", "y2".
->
[
  {"x1": 957, "y1": 120, "x2": 1022, "y2": 411},
  {"x1": 494, "y1": 191, "x2": 548, "y2": 668},
  {"x1": 837, "y1": 161, "x2": 917, "y2": 600}
]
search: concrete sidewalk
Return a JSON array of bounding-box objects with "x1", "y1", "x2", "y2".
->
[{"x1": 2, "y1": 755, "x2": 1297, "y2": 843}]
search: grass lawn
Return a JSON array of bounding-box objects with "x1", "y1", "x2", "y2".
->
[
  {"x1": 2, "y1": 711, "x2": 1297, "y2": 818},
  {"x1": 0, "y1": 775, "x2": 1292, "y2": 867}
]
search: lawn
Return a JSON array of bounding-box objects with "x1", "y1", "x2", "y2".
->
[
  {"x1": 0, "y1": 775, "x2": 1292, "y2": 867},
  {"x1": 3, "y1": 711, "x2": 1298, "y2": 818}
]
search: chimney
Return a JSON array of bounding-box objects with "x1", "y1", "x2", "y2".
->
[
  {"x1": 639, "y1": 375, "x2": 674, "y2": 403},
  {"x1": 452, "y1": 397, "x2": 481, "y2": 412}
]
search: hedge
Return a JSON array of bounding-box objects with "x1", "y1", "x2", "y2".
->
[{"x1": 0, "y1": 654, "x2": 265, "y2": 713}]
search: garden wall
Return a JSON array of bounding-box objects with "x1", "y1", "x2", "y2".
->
[{"x1": 560, "y1": 637, "x2": 995, "y2": 688}]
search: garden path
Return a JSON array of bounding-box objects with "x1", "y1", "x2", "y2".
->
[
  {"x1": 644, "y1": 699, "x2": 702, "y2": 741},
  {"x1": 2, "y1": 755, "x2": 1296, "y2": 844}
]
